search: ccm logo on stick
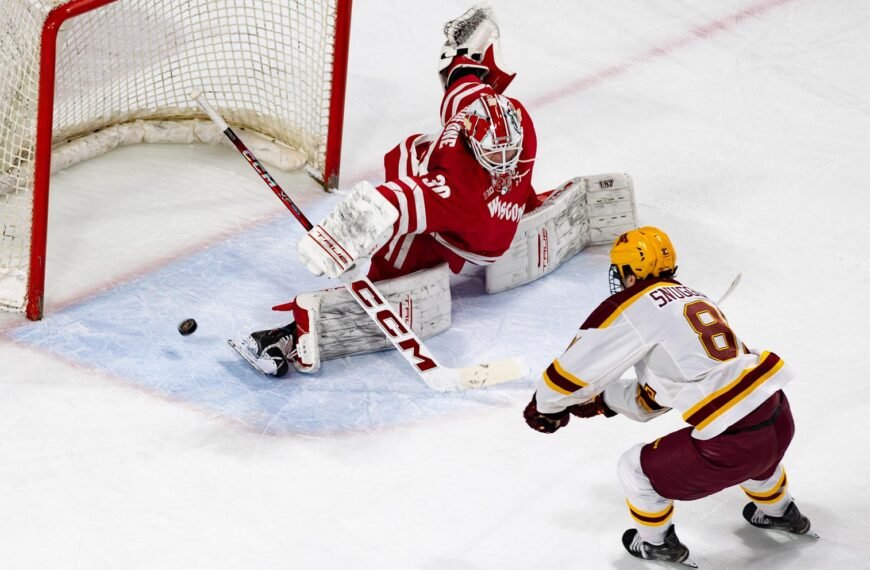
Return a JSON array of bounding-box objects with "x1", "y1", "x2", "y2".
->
[
  {"x1": 350, "y1": 280, "x2": 385, "y2": 308},
  {"x1": 398, "y1": 339, "x2": 438, "y2": 372},
  {"x1": 242, "y1": 150, "x2": 279, "y2": 188},
  {"x1": 350, "y1": 281, "x2": 437, "y2": 372}
]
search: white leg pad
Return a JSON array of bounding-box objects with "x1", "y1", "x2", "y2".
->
[
  {"x1": 586, "y1": 172, "x2": 638, "y2": 245},
  {"x1": 298, "y1": 263, "x2": 452, "y2": 364},
  {"x1": 293, "y1": 293, "x2": 322, "y2": 373},
  {"x1": 485, "y1": 173, "x2": 637, "y2": 294}
]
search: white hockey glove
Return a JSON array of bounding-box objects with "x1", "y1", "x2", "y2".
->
[
  {"x1": 297, "y1": 181, "x2": 399, "y2": 281},
  {"x1": 438, "y1": 2, "x2": 515, "y2": 92}
]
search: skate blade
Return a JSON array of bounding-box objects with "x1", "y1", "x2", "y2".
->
[
  {"x1": 681, "y1": 557, "x2": 699, "y2": 568},
  {"x1": 767, "y1": 526, "x2": 820, "y2": 540}
]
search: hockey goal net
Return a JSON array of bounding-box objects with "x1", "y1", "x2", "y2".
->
[{"x1": 0, "y1": 0, "x2": 351, "y2": 320}]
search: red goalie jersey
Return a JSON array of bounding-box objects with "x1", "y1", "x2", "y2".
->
[{"x1": 366, "y1": 74, "x2": 538, "y2": 281}]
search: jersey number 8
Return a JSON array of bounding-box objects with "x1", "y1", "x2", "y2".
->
[{"x1": 683, "y1": 300, "x2": 738, "y2": 361}]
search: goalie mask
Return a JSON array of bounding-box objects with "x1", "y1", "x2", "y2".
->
[
  {"x1": 608, "y1": 226, "x2": 677, "y2": 294},
  {"x1": 462, "y1": 92, "x2": 524, "y2": 178}
]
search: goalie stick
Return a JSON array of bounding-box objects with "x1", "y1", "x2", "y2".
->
[{"x1": 191, "y1": 90, "x2": 529, "y2": 391}]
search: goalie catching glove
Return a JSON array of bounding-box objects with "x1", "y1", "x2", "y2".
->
[
  {"x1": 438, "y1": 2, "x2": 515, "y2": 93},
  {"x1": 297, "y1": 181, "x2": 399, "y2": 281}
]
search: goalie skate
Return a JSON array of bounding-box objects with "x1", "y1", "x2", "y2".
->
[{"x1": 227, "y1": 324, "x2": 297, "y2": 377}]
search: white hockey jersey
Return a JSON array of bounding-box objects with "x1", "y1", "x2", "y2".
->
[{"x1": 535, "y1": 278, "x2": 793, "y2": 440}]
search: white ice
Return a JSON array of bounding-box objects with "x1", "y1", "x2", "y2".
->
[{"x1": 1, "y1": 0, "x2": 868, "y2": 568}]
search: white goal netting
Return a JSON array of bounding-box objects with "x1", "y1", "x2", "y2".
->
[{"x1": 0, "y1": 0, "x2": 347, "y2": 315}]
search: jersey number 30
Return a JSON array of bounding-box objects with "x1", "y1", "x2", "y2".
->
[
  {"x1": 683, "y1": 300, "x2": 738, "y2": 361},
  {"x1": 422, "y1": 174, "x2": 451, "y2": 198}
]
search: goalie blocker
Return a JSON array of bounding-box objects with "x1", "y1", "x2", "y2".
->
[{"x1": 485, "y1": 173, "x2": 638, "y2": 294}]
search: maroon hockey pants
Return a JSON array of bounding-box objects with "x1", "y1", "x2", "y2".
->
[{"x1": 640, "y1": 391, "x2": 794, "y2": 501}]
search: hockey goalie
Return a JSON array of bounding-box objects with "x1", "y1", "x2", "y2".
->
[{"x1": 233, "y1": 3, "x2": 637, "y2": 377}]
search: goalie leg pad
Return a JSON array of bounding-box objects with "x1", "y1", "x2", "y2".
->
[
  {"x1": 485, "y1": 177, "x2": 589, "y2": 294},
  {"x1": 585, "y1": 173, "x2": 638, "y2": 245},
  {"x1": 485, "y1": 173, "x2": 638, "y2": 294},
  {"x1": 292, "y1": 293, "x2": 321, "y2": 373},
  {"x1": 292, "y1": 263, "x2": 452, "y2": 370}
]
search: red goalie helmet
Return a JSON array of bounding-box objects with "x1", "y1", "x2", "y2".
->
[{"x1": 462, "y1": 92, "x2": 524, "y2": 176}]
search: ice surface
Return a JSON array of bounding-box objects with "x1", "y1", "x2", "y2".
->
[{"x1": 1, "y1": 1, "x2": 868, "y2": 568}]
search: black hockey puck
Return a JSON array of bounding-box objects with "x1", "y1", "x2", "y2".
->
[{"x1": 178, "y1": 318, "x2": 197, "y2": 336}]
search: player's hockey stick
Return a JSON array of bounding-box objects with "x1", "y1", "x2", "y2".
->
[
  {"x1": 191, "y1": 90, "x2": 529, "y2": 391},
  {"x1": 717, "y1": 272, "x2": 742, "y2": 305}
]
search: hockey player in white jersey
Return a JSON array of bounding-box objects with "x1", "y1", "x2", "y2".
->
[{"x1": 523, "y1": 227, "x2": 812, "y2": 566}]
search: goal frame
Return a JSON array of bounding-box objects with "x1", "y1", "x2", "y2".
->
[{"x1": 25, "y1": 0, "x2": 352, "y2": 320}]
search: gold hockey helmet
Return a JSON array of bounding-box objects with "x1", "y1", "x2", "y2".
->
[{"x1": 608, "y1": 226, "x2": 677, "y2": 293}]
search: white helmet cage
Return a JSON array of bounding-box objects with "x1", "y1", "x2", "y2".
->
[{"x1": 462, "y1": 93, "x2": 524, "y2": 175}]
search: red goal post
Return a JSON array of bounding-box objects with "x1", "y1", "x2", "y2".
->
[{"x1": 0, "y1": 0, "x2": 352, "y2": 320}]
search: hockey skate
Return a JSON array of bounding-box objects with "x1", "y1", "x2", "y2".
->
[
  {"x1": 622, "y1": 526, "x2": 697, "y2": 568},
  {"x1": 743, "y1": 501, "x2": 817, "y2": 538},
  {"x1": 228, "y1": 323, "x2": 297, "y2": 377}
]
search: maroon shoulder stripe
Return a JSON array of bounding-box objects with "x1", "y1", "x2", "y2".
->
[
  {"x1": 685, "y1": 353, "x2": 781, "y2": 427},
  {"x1": 580, "y1": 299, "x2": 620, "y2": 330},
  {"x1": 581, "y1": 277, "x2": 679, "y2": 330}
]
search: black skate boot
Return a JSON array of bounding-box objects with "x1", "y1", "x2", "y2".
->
[
  {"x1": 622, "y1": 526, "x2": 696, "y2": 568},
  {"x1": 230, "y1": 323, "x2": 297, "y2": 377},
  {"x1": 743, "y1": 501, "x2": 812, "y2": 535}
]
